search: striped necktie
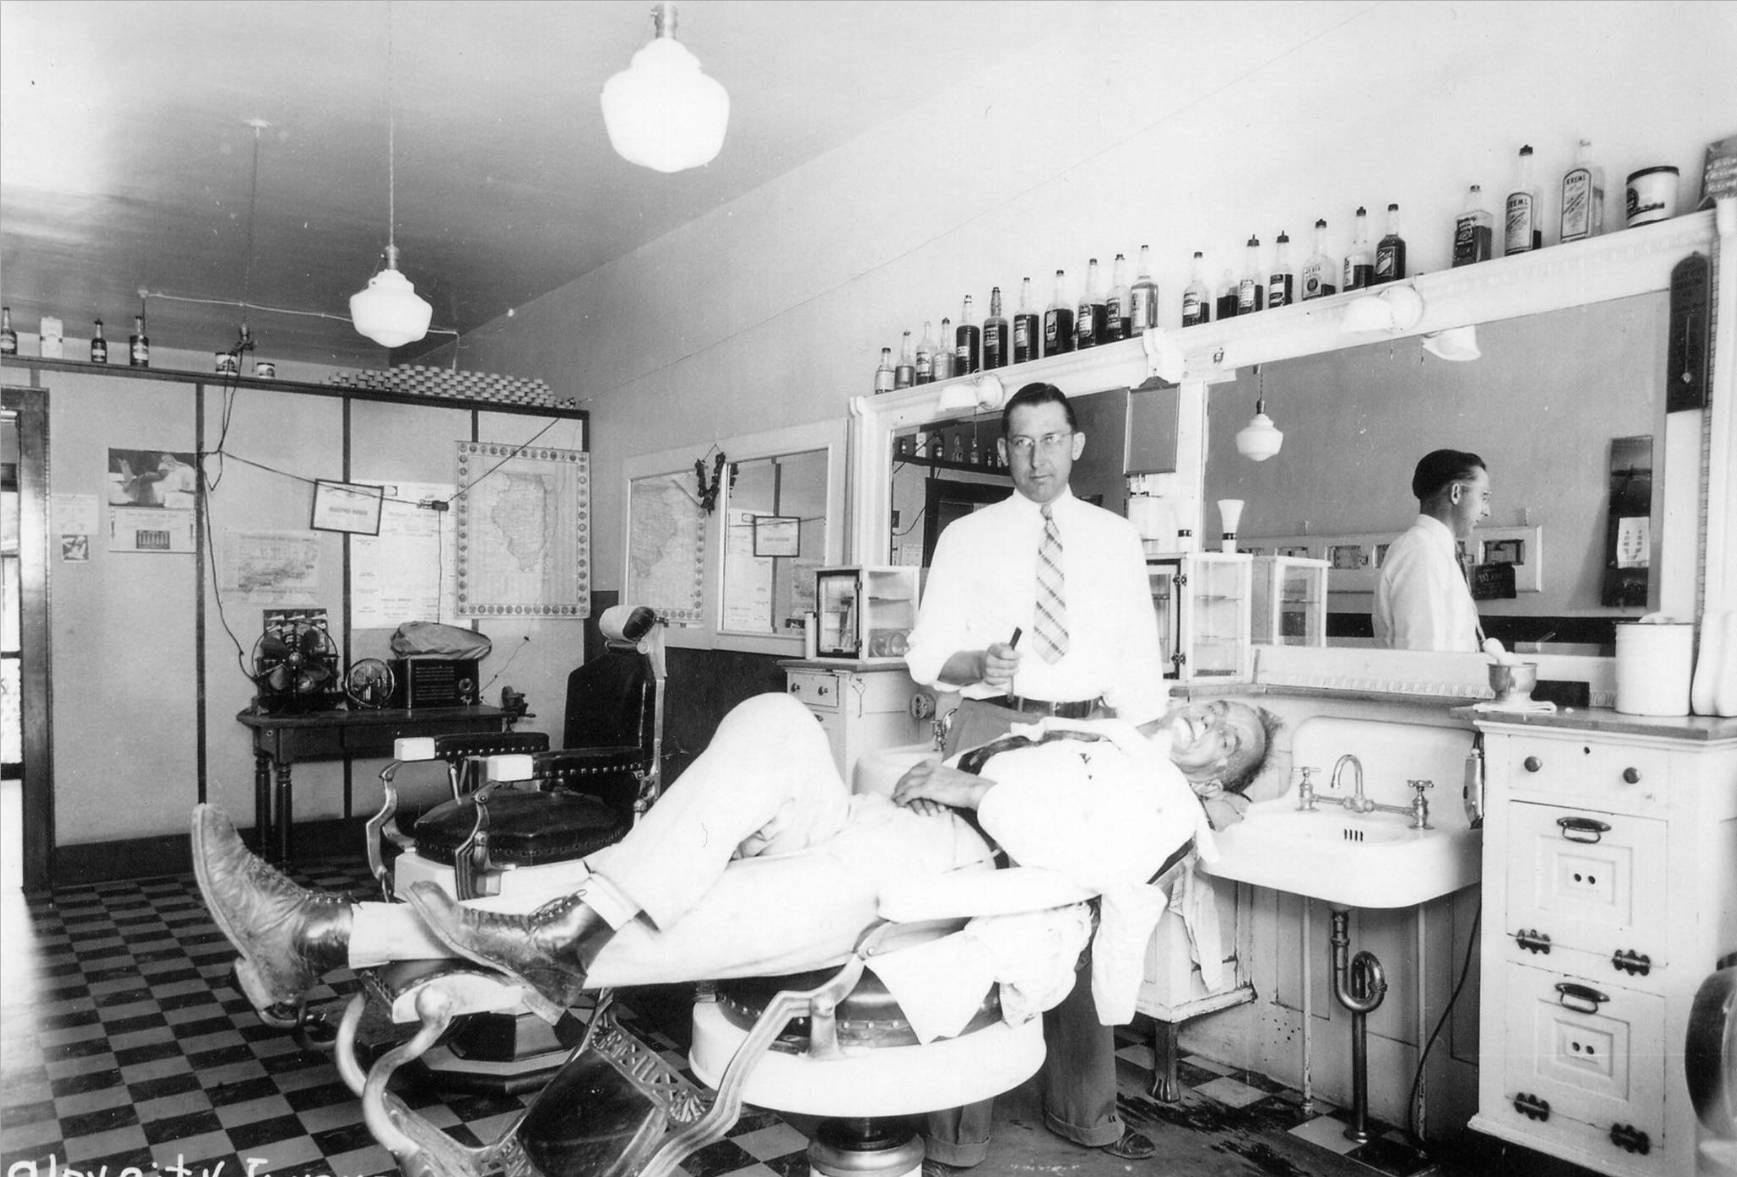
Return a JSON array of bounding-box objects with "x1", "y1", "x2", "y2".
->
[{"x1": 1034, "y1": 503, "x2": 1069, "y2": 664}]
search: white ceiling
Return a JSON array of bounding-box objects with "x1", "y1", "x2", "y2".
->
[{"x1": 1, "y1": 0, "x2": 1147, "y2": 369}]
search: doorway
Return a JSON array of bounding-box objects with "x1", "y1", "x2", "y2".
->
[{"x1": 2, "y1": 387, "x2": 52, "y2": 892}]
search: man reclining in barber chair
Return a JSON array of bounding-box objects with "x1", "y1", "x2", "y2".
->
[{"x1": 194, "y1": 690, "x2": 1275, "y2": 1177}]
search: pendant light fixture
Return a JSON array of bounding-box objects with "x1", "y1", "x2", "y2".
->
[
  {"x1": 1235, "y1": 364, "x2": 1285, "y2": 462},
  {"x1": 349, "y1": 4, "x2": 432, "y2": 349},
  {"x1": 601, "y1": 2, "x2": 730, "y2": 174}
]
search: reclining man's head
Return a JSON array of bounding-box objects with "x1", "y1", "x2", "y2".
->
[{"x1": 1139, "y1": 699, "x2": 1278, "y2": 796}]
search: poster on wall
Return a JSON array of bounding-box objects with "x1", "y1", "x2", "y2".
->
[
  {"x1": 106, "y1": 448, "x2": 198, "y2": 553},
  {"x1": 219, "y1": 530, "x2": 322, "y2": 604},
  {"x1": 350, "y1": 479, "x2": 459, "y2": 628},
  {"x1": 453, "y1": 442, "x2": 590, "y2": 619},
  {"x1": 722, "y1": 508, "x2": 774, "y2": 632},
  {"x1": 626, "y1": 472, "x2": 705, "y2": 626}
]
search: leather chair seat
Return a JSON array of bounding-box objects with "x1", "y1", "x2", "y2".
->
[
  {"x1": 412, "y1": 789, "x2": 626, "y2": 867},
  {"x1": 713, "y1": 968, "x2": 1000, "y2": 1051}
]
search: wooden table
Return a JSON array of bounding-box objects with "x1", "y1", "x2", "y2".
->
[{"x1": 237, "y1": 705, "x2": 513, "y2": 864}]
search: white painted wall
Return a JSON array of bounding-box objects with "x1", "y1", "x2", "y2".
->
[{"x1": 453, "y1": 1, "x2": 1737, "y2": 598}]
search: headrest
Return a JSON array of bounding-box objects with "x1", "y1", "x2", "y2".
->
[{"x1": 599, "y1": 604, "x2": 659, "y2": 644}]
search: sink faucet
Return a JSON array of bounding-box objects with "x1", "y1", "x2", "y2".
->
[
  {"x1": 1332, "y1": 754, "x2": 1373, "y2": 813},
  {"x1": 1325, "y1": 754, "x2": 1433, "y2": 829}
]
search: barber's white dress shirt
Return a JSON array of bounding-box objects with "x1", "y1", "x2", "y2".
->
[
  {"x1": 1373, "y1": 514, "x2": 1480, "y2": 652},
  {"x1": 904, "y1": 489, "x2": 1166, "y2": 723}
]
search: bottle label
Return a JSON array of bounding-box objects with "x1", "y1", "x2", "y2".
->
[
  {"x1": 1504, "y1": 193, "x2": 1536, "y2": 253},
  {"x1": 1453, "y1": 217, "x2": 1493, "y2": 266},
  {"x1": 1237, "y1": 278, "x2": 1259, "y2": 313},
  {"x1": 1182, "y1": 290, "x2": 1204, "y2": 325},
  {"x1": 1374, "y1": 246, "x2": 1399, "y2": 281},
  {"x1": 1300, "y1": 262, "x2": 1336, "y2": 300},
  {"x1": 1560, "y1": 170, "x2": 1593, "y2": 241},
  {"x1": 1014, "y1": 319, "x2": 1031, "y2": 350},
  {"x1": 1130, "y1": 287, "x2": 1155, "y2": 331},
  {"x1": 1268, "y1": 275, "x2": 1291, "y2": 308},
  {"x1": 916, "y1": 355, "x2": 932, "y2": 380},
  {"x1": 131, "y1": 341, "x2": 149, "y2": 365}
]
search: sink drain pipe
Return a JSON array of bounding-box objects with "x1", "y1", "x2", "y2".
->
[{"x1": 1330, "y1": 908, "x2": 1389, "y2": 1144}]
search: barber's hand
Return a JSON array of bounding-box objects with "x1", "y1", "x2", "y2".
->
[
  {"x1": 981, "y1": 641, "x2": 1022, "y2": 690},
  {"x1": 893, "y1": 760, "x2": 992, "y2": 813}
]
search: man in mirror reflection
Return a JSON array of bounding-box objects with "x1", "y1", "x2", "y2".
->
[
  {"x1": 1373, "y1": 449, "x2": 1491, "y2": 652},
  {"x1": 903, "y1": 381, "x2": 1168, "y2": 1168}
]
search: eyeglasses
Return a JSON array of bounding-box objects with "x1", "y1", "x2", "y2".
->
[{"x1": 1006, "y1": 431, "x2": 1073, "y2": 456}]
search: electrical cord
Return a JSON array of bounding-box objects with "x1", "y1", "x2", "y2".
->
[{"x1": 1407, "y1": 906, "x2": 1481, "y2": 1147}]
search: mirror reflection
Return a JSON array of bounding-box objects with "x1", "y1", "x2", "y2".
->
[
  {"x1": 888, "y1": 388, "x2": 1129, "y2": 569},
  {"x1": 720, "y1": 448, "x2": 828, "y2": 636},
  {"x1": 1203, "y1": 293, "x2": 1666, "y2": 651}
]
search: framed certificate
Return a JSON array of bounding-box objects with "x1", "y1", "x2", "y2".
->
[
  {"x1": 310, "y1": 479, "x2": 384, "y2": 535},
  {"x1": 753, "y1": 515, "x2": 801, "y2": 558}
]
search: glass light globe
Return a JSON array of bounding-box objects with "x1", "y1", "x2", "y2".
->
[
  {"x1": 1235, "y1": 412, "x2": 1284, "y2": 462},
  {"x1": 349, "y1": 265, "x2": 433, "y2": 348},
  {"x1": 601, "y1": 36, "x2": 729, "y2": 174}
]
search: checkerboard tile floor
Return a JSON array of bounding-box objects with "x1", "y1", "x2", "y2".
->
[{"x1": 2, "y1": 856, "x2": 1590, "y2": 1177}]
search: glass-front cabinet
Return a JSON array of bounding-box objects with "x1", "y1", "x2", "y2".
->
[
  {"x1": 814, "y1": 565, "x2": 920, "y2": 661},
  {"x1": 1147, "y1": 552, "x2": 1252, "y2": 680},
  {"x1": 1251, "y1": 554, "x2": 1329, "y2": 647}
]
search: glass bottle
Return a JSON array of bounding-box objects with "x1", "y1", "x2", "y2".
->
[
  {"x1": 1343, "y1": 206, "x2": 1374, "y2": 291},
  {"x1": 1216, "y1": 268, "x2": 1240, "y2": 321},
  {"x1": 1181, "y1": 251, "x2": 1210, "y2": 327},
  {"x1": 1267, "y1": 231, "x2": 1295, "y2": 309},
  {"x1": 982, "y1": 286, "x2": 1009, "y2": 371},
  {"x1": 1043, "y1": 269, "x2": 1075, "y2": 357},
  {"x1": 1559, "y1": 138, "x2": 1605, "y2": 243},
  {"x1": 91, "y1": 319, "x2": 108, "y2": 364},
  {"x1": 954, "y1": 295, "x2": 980, "y2": 375},
  {"x1": 1103, "y1": 253, "x2": 1130, "y2": 342},
  {"x1": 1452, "y1": 185, "x2": 1494, "y2": 267},
  {"x1": 1075, "y1": 257, "x2": 1105, "y2": 350},
  {"x1": 0, "y1": 306, "x2": 15, "y2": 356},
  {"x1": 1129, "y1": 245, "x2": 1159, "y2": 335},
  {"x1": 934, "y1": 317, "x2": 954, "y2": 381},
  {"x1": 1301, "y1": 219, "x2": 1337, "y2": 300},
  {"x1": 1012, "y1": 277, "x2": 1040, "y2": 364},
  {"x1": 129, "y1": 313, "x2": 150, "y2": 367},
  {"x1": 1374, "y1": 203, "x2": 1406, "y2": 283},
  {"x1": 894, "y1": 330, "x2": 915, "y2": 388},
  {"x1": 874, "y1": 346, "x2": 895, "y2": 394},
  {"x1": 1237, "y1": 235, "x2": 1264, "y2": 315},
  {"x1": 1504, "y1": 145, "x2": 1542, "y2": 255},
  {"x1": 915, "y1": 320, "x2": 936, "y2": 384}
]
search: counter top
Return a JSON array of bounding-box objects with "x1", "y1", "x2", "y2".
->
[
  {"x1": 777, "y1": 658, "x2": 914, "y2": 673},
  {"x1": 1453, "y1": 705, "x2": 1737, "y2": 742}
]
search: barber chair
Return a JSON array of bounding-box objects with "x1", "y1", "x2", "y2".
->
[
  {"x1": 354, "y1": 605, "x2": 668, "y2": 1091},
  {"x1": 335, "y1": 867, "x2": 1091, "y2": 1177},
  {"x1": 1687, "y1": 954, "x2": 1737, "y2": 1176}
]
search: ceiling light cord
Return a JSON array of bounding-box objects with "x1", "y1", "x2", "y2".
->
[
  {"x1": 385, "y1": 1, "x2": 398, "y2": 269},
  {"x1": 134, "y1": 289, "x2": 458, "y2": 337}
]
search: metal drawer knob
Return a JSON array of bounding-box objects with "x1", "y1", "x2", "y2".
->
[
  {"x1": 1523, "y1": 756, "x2": 1543, "y2": 772},
  {"x1": 1621, "y1": 766, "x2": 1641, "y2": 784}
]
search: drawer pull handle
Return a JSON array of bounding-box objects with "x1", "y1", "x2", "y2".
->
[
  {"x1": 1620, "y1": 766, "x2": 1641, "y2": 784},
  {"x1": 1514, "y1": 929, "x2": 1552, "y2": 954},
  {"x1": 1554, "y1": 981, "x2": 1609, "y2": 1014},
  {"x1": 1523, "y1": 755, "x2": 1543, "y2": 772},
  {"x1": 1611, "y1": 949, "x2": 1651, "y2": 977},
  {"x1": 1513, "y1": 1093, "x2": 1551, "y2": 1121},
  {"x1": 1556, "y1": 816, "x2": 1611, "y2": 843},
  {"x1": 1608, "y1": 1123, "x2": 1650, "y2": 1155}
]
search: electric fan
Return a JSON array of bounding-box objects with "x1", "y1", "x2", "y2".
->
[
  {"x1": 345, "y1": 658, "x2": 397, "y2": 710},
  {"x1": 251, "y1": 614, "x2": 342, "y2": 713}
]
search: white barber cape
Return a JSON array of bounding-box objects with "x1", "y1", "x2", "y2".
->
[{"x1": 870, "y1": 717, "x2": 1218, "y2": 1035}]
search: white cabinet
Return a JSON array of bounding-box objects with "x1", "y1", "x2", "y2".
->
[
  {"x1": 1147, "y1": 552, "x2": 1253, "y2": 680},
  {"x1": 1470, "y1": 713, "x2": 1737, "y2": 1177},
  {"x1": 779, "y1": 660, "x2": 933, "y2": 783}
]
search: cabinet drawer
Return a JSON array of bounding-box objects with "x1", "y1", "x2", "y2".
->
[
  {"x1": 1490, "y1": 960, "x2": 1666, "y2": 1175},
  {"x1": 1496, "y1": 737, "x2": 1669, "y2": 816},
  {"x1": 786, "y1": 671, "x2": 842, "y2": 711},
  {"x1": 1504, "y1": 801, "x2": 1669, "y2": 977}
]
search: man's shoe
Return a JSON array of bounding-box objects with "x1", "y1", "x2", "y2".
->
[
  {"x1": 407, "y1": 882, "x2": 611, "y2": 1020},
  {"x1": 191, "y1": 805, "x2": 352, "y2": 1028},
  {"x1": 1101, "y1": 1129, "x2": 1156, "y2": 1161}
]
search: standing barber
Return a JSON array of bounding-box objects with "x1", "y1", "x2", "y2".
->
[
  {"x1": 904, "y1": 381, "x2": 1165, "y2": 1171},
  {"x1": 1374, "y1": 448, "x2": 1491, "y2": 652}
]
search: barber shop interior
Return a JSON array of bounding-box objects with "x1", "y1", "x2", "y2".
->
[{"x1": 5, "y1": 4, "x2": 1737, "y2": 1177}]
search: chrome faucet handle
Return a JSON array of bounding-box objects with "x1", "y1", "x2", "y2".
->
[
  {"x1": 1296, "y1": 767, "x2": 1319, "y2": 811},
  {"x1": 1407, "y1": 779, "x2": 1433, "y2": 829}
]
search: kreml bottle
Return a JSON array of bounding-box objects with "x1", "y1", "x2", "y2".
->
[
  {"x1": 1343, "y1": 207, "x2": 1374, "y2": 291},
  {"x1": 982, "y1": 286, "x2": 1009, "y2": 371},
  {"x1": 1012, "y1": 278, "x2": 1040, "y2": 363},
  {"x1": 1267, "y1": 231, "x2": 1295, "y2": 309},
  {"x1": 1129, "y1": 246, "x2": 1158, "y2": 334},
  {"x1": 1559, "y1": 138, "x2": 1605, "y2": 243},
  {"x1": 130, "y1": 313, "x2": 150, "y2": 367},
  {"x1": 954, "y1": 295, "x2": 980, "y2": 376},
  {"x1": 1103, "y1": 253, "x2": 1130, "y2": 343},
  {"x1": 1075, "y1": 258, "x2": 1105, "y2": 350},
  {"x1": 1504, "y1": 145, "x2": 1542, "y2": 255},
  {"x1": 1043, "y1": 270, "x2": 1075, "y2": 356},
  {"x1": 1237, "y1": 236, "x2": 1264, "y2": 315},
  {"x1": 934, "y1": 317, "x2": 954, "y2": 381},
  {"x1": 894, "y1": 330, "x2": 915, "y2": 389},
  {"x1": 91, "y1": 319, "x2": 108, "y2": 364},
  {"x1": 1181, "y1": 251, "x2": 1211, "y2": 326},
  {"x1": 914, "y1": 321, "x2": 936, "y2": 384}
]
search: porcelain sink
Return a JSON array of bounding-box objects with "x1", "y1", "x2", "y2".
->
[{"x1": 1201, "y1": 800, "x2": 1481, "y2": 909}]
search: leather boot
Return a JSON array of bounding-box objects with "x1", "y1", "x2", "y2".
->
[
  {"x1": 407, "y1": 881, "x2": 611, "y2": 1018},
  {"x1": 191, "y1": 804, "x2": 352, "y2": 1027}
]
